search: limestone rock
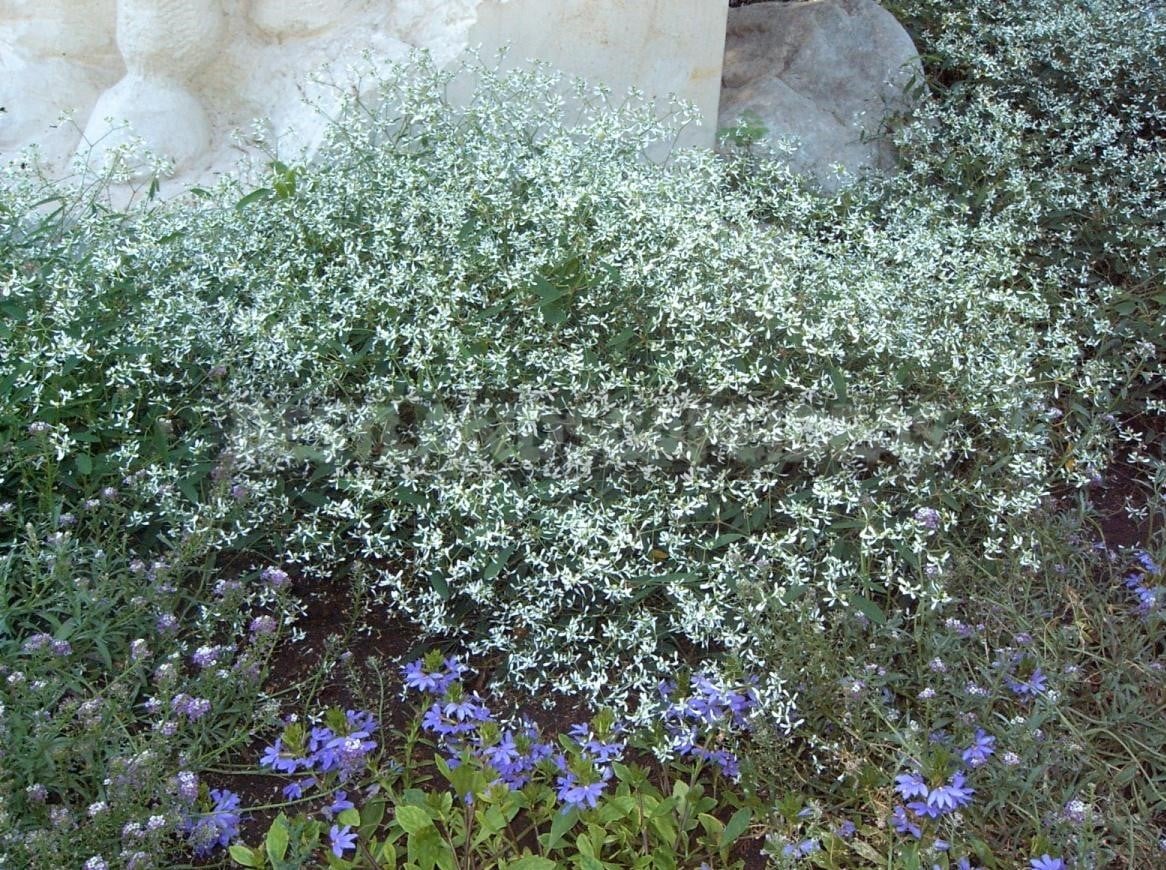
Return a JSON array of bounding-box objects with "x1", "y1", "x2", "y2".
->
[
  {"x1": 2, "y1": 0, "x2": 728, "y2": 189},
  {"x1": 0, "y1": 0, "x2": 119, "y2": 168},
  {"x1": 471, "y1": 0, "x2": 728, "y2": 157},
  {"x1": 78, "y1": 0, "x2": 226, "y2": 178},
  {"x1": 719, "y1": 0, "x2": 923, "y2": 189},
  {"x1": 249, "y1": 0, "x2": 367, "y2": 39}
]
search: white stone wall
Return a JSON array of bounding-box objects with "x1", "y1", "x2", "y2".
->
[
  {"x1": 471, "y1": 0, "x2": 727, "y2": 151},
  {"x1": 0, "y1": 0, "x2": 727, "y2": 187}
]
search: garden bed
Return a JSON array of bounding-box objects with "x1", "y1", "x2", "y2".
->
[{"x1": 1, "y1": 0, "x2": 1164, "y2": 866}]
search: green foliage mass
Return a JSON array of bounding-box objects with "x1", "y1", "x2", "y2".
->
[{"x1": 0, "y1": 0, "x2": 1163, "y2": 865}]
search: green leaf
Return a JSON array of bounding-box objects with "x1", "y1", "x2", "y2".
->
[
  {"x1": 396, "y1": 804, "x2": 434, "y2": 834},
  {"x1": 540, "y1": 302, "x2": 568, "y2": 326},
  {"x1": 74, "y1": 453, "x2": 92, "y2": 476},
  {"x1": 721, "y1": 807, "x2": 752, "y2": 848},
  {"x1": 648, "y1": 814, "x2": 677, "y2": 844},
  {"x1": 273, "y1": 164, "x2": 297, "y2": 199},
  {"x1": 178, "y1": 476, "x2": 201, "y2": 504},
  {"x1": 532, "y1": 275, "x2": 569, "y2": 304},
  {"x1": 575, "y1": 833, "x2": 595, "y2": 858},
  {"x1": 228, "y1": 844, "x2": 261, "y2": 867},
  {"x1": 296, "y1": 488, "x2": 327, "y2": 508},
  {"x1": 377, "y1": 841, "x2": 398, "y2": 865},
  {"x1": 507, "y1": 858, "x2": 558, "y2": 870},
  {"x1": 705, "y1": 532, "x2": 746, "y2": 551},
  {"x1": 428, "y1": 572, "x2": 450, "y2": 601},
  {"x1": 611, "y1": 761, "x2": 636, "y2": 783},
  {"x1": 969, "y1": 836, "x2": 998, "y2": 867},
  {"x1": 266, "y1": 814, "x2": 290, "y2": 862},
  {"x1": 477, "y1": 805, "x2": 509, "y2": 838},
  {"x1": 408, "y1": 824, "x2": 454, "y2": 870},
  {"x1": 236, "y1": 188, "x2": 274, "y2": 210},
  {"x1": 338, "y1": 808, "x2": 361, "y2": 827},
  {"x1": 847, "y1": 838, "x2": 884, "y2": 864},
  {"x1": 360, "y1": 798, "x2": 387, "y2": 834},
  {"x1": 436, "y1": 750, "x2": 483, "y2": 799},
  {"x1": 481, "y1": 545, "x2": 515, "y2": 582},
  {"x1": 825, "y1": 363, "x2": 849, "y2": 403},
  {"x1": 650, "y1": 796, "x2": 678, "y2": 818},
  {"x1": 698, "y1": 812, "x2": 724, "y2": 839},
  {"x1": 605, "y1": 326, "x2": 637, "y2": 352},
  {"x1": 650, "y1": 848, "x2": 677, "y2": 870},
  {"x1": 545, "y1": 808, "x2": 579, "y2": 850},
  {"x1": 900, "y1": 844, "x2": 922, "y2": 870},
  {"x1": 531, "y1": 276, "x2": 572, "y2": 325},
  {"x1": 848, "y1": 592, "x2": 886, "y2": 626}
]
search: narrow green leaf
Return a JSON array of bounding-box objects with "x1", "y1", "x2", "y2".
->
[
  {"x1": 532, "y1": 276, "x2": 569, "y2": 303},
  {"x1": 507, "y1": 858, "x2": 557, "y2": 870},
  {"x1": 297, "y1": 489, "x2": 327, "y2": 508},
  {"x1": 178, "y1": 477, "x2": 201, "y2": 504},
  {"x1": 428, "y1": 572, "x2": 450, "y2": 601},
  {"x1": 540, "y1": 303, "x2": 568, "y2": 326},
  {"x1": 360, "y1": 798, "x2": 386, "y2": 832},
  {"x1": 377, "y1": 841, "x2": 398, "y2": 865},
  {"x1": 847, "y1": 838, "x2": 883, "y2": 864},
  {"x1": 265, "y1": 814, "x2": 290, "y2": 862},
  {"x1": 650, "y1": 796, "x2": 678, "y2": 818},
  {"x1": 236, "y1": 188, "x2": 274, "y2": 210},
  {"x1": 848, "y1": 592, "x2": 886, "y2": 626},
  {"x1": 721, "y1": 807, "x2": 752, "y2": 848},
  {"x1": 706, "y1": 533, "x2": 746, "y2": 551},
  {"x1": 408, "y1": 824, "x2": 452, "y2": 870},
  {"x1": 650, "y1": 847, "x2": 677, "y2": 870},
  {"x1": 481, "y1": 545, "x2": 515, "y2": 582},
  {"x1": 611, "y1": 761, "x2": 635, "y2": 782},
  {"x1": 606, "y1": 326, "x2": 636, "y2": 352},
  {"x1": 545, "y1": 808, "x2": 579, "y2": 850},
  {"x1": 649, "y1": 815, "x2": 677, "y2": 844},
  {"x1": 825, "y1": 364, "x2": 848, "y2": 403}
]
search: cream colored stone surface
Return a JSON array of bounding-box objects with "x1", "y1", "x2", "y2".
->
[
  {"x1": 470, "y1": 0, "x2": 728, "y2": 151},
  {"x1": 0, "y1": 0, "x2": 728, "y2": 188},
  {"x1": 0, "y1": 0, "x2": 119, "y2": 168}
]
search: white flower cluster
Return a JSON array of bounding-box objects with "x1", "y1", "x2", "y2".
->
[{"x1": 2, "y1": 0, "x2": 1162, "y2": 725}]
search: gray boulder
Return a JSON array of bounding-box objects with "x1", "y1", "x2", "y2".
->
[{"x1": 719, "y1": 0, "x2": 923, "y2": 189}]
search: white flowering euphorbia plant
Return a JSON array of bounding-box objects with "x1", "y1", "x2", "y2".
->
[{"x1": 2, "y1": 0, "x2": 1163, "y2": 734}]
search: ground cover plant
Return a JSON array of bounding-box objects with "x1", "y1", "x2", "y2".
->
[
  {"x1": 227, "y1": 659, "x2": 761, "y2": 869},
  {"x1": 0, "y1": 0, "x2": 1163, "y2": 866}
]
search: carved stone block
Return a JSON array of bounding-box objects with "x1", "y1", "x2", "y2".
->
[{"x1": 2, "y1": 0, "x2": 729, "y2": 186}]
